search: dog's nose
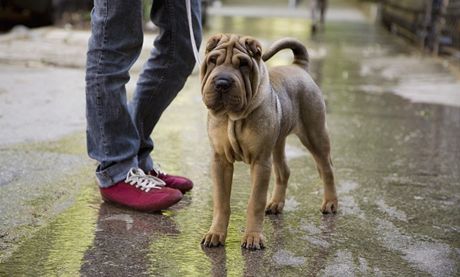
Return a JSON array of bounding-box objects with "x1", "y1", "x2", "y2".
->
[{"x1": 214, "y1": 77, "x2": 232, "y2": 91}]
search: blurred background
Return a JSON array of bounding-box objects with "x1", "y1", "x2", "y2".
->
[{"x1": 0, "y1": 0, "x2": 459, "y2": 57}]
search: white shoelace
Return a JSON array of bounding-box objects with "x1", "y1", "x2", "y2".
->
[
  {"x1": 125, "y1": 168, "x2": 165, "y2": 192},
  {"x1": 151, "y1": 163, "x2": 167, "y2": 176}
]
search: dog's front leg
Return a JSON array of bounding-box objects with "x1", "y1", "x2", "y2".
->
[
  {"x1": 202, "y1": 153, "x2": 233, "y2": 247},
  {"x1": 242, "y1": 159, "x2": 271, "y2": 250}
]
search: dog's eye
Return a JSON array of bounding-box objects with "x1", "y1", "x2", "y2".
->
[
  {"x1": 239, "y1": 58, "x2": 250, "y2": 68},
  {"x1": 208, "y1": 55, "x2": 218, "y2": 65}
]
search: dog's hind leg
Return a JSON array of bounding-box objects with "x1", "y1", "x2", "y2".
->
[
  {"x1": 296, "y1": 123, "x2": 337, "y2": 214},
  {"x1": 265, "y1": 138, "x2": 290, "y2": 214}
]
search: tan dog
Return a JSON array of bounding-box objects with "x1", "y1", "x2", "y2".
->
[{"x1": 200, "y1": 34, "x2": 337, "y2": 250}]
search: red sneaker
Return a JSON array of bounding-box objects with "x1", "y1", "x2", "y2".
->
[
  {"x1": 100, "y1": 168, "x2": 183, "y2": 212},
  {"x1": 149, "y1": 165, "x2": 193, "y2": 193}
]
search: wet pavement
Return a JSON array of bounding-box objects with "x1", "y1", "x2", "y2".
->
[{"x1": 1, "y1": 1, "x2": 460, "y2": 276}]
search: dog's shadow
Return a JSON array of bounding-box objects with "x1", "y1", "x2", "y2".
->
[
  {"x1": 200, "y1": 215, "x2": 286, "y2": 276},
  {"x1": 201, "y1": 245, "x2": 229, "y2": 277},
  {"x1": 201, "y1": 213, "x2": 338, "y2": 276}
]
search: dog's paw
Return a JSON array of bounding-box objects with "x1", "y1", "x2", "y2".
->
[
  {"x1": 265, "y1": 200, "x2": 284, "y2": 214},
  {"x1": 241, "y1": 232, "x2": 265, "y2": 250},
  {"x1": 320, "y1": 198, "x2": 338, "y2": 214},
  {"x1": 201, "y1": 230, "x2": 226, "y2": 247}
]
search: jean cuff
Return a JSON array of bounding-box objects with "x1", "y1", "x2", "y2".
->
[
  {"x1": 138, "y1": 155, "x2": 153, "y2": 173},
  {"x1": 95, "y1": 157, "x2": 138, "y2": 188}
]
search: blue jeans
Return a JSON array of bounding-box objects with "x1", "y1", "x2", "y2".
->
[{"x1": 85, "y1": 0, "x2": 202, "y2": 188}]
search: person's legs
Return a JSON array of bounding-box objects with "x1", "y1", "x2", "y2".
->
[
  {"x1": 310, "y1": 0, "x2": 318, "y2": 23},
  {"x1": 130, "y1": 0, "x2": 202, "y2": 172},
  {"x1": 310, "y1": 0, "x2": 319, "y2": 33},
  {"x1": 86, "y1": 0, "x2": 143, "y2": 187},
  {"x1": 319, "y1": 0, "x2": 327, "y2": 25}
]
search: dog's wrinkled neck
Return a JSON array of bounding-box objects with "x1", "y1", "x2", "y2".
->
[{"x1": 227, "y1": 119, "x2": 245, "y2": 162}]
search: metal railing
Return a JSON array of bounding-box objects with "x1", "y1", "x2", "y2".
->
[{"x1": 380, "y1": 0, "x2": 460, "y2": 57}]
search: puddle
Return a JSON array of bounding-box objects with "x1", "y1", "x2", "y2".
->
[
  {"x1": 375, "y1": 199, "x2": 408, "y2": 222},
  {"x1": 321, "y1": 250, "x2": 355, "y2": 276},
  {"x1": 360, "y1": 55, "x2": 460, "y2": 107},
  {"x1": 272, "y1": 249, "x2": 306, "y2": 267},
  {"x1": 376, "y1": 218, "x2": 457, "y2": 277}
]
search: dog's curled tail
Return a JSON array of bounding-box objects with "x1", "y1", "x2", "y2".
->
[{"x1": 262, "y1": 38, "x2": 309, "y2": 70}]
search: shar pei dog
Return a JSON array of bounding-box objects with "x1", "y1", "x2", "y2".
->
[{"x1": 200, "y1": 34, "x2": 337, "y2": 250}]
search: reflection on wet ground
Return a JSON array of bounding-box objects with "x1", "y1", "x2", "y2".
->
[{"x1": 1, "y1": 2, "x2": 460, "y2": 276}]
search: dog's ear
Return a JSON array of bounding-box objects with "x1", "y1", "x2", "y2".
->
[
  {"x1": 241, "y1": 37, "x2": 262, "y2": 60},
  {"x1": 205, "y1": 34, "x2": 224, "y2": 54}
]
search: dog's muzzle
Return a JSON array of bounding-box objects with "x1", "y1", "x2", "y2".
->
[{"x1": 214, "y1": 76, "x2": 234, "y2": 93}]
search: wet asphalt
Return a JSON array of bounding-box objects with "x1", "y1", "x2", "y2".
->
[{"x1": 1, "y1": 1, "x2": 459, "y2": 276}]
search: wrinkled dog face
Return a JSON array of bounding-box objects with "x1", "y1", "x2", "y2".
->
[{"x1": 201, "y1": 34, "x2": 263, "y2": 117}]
